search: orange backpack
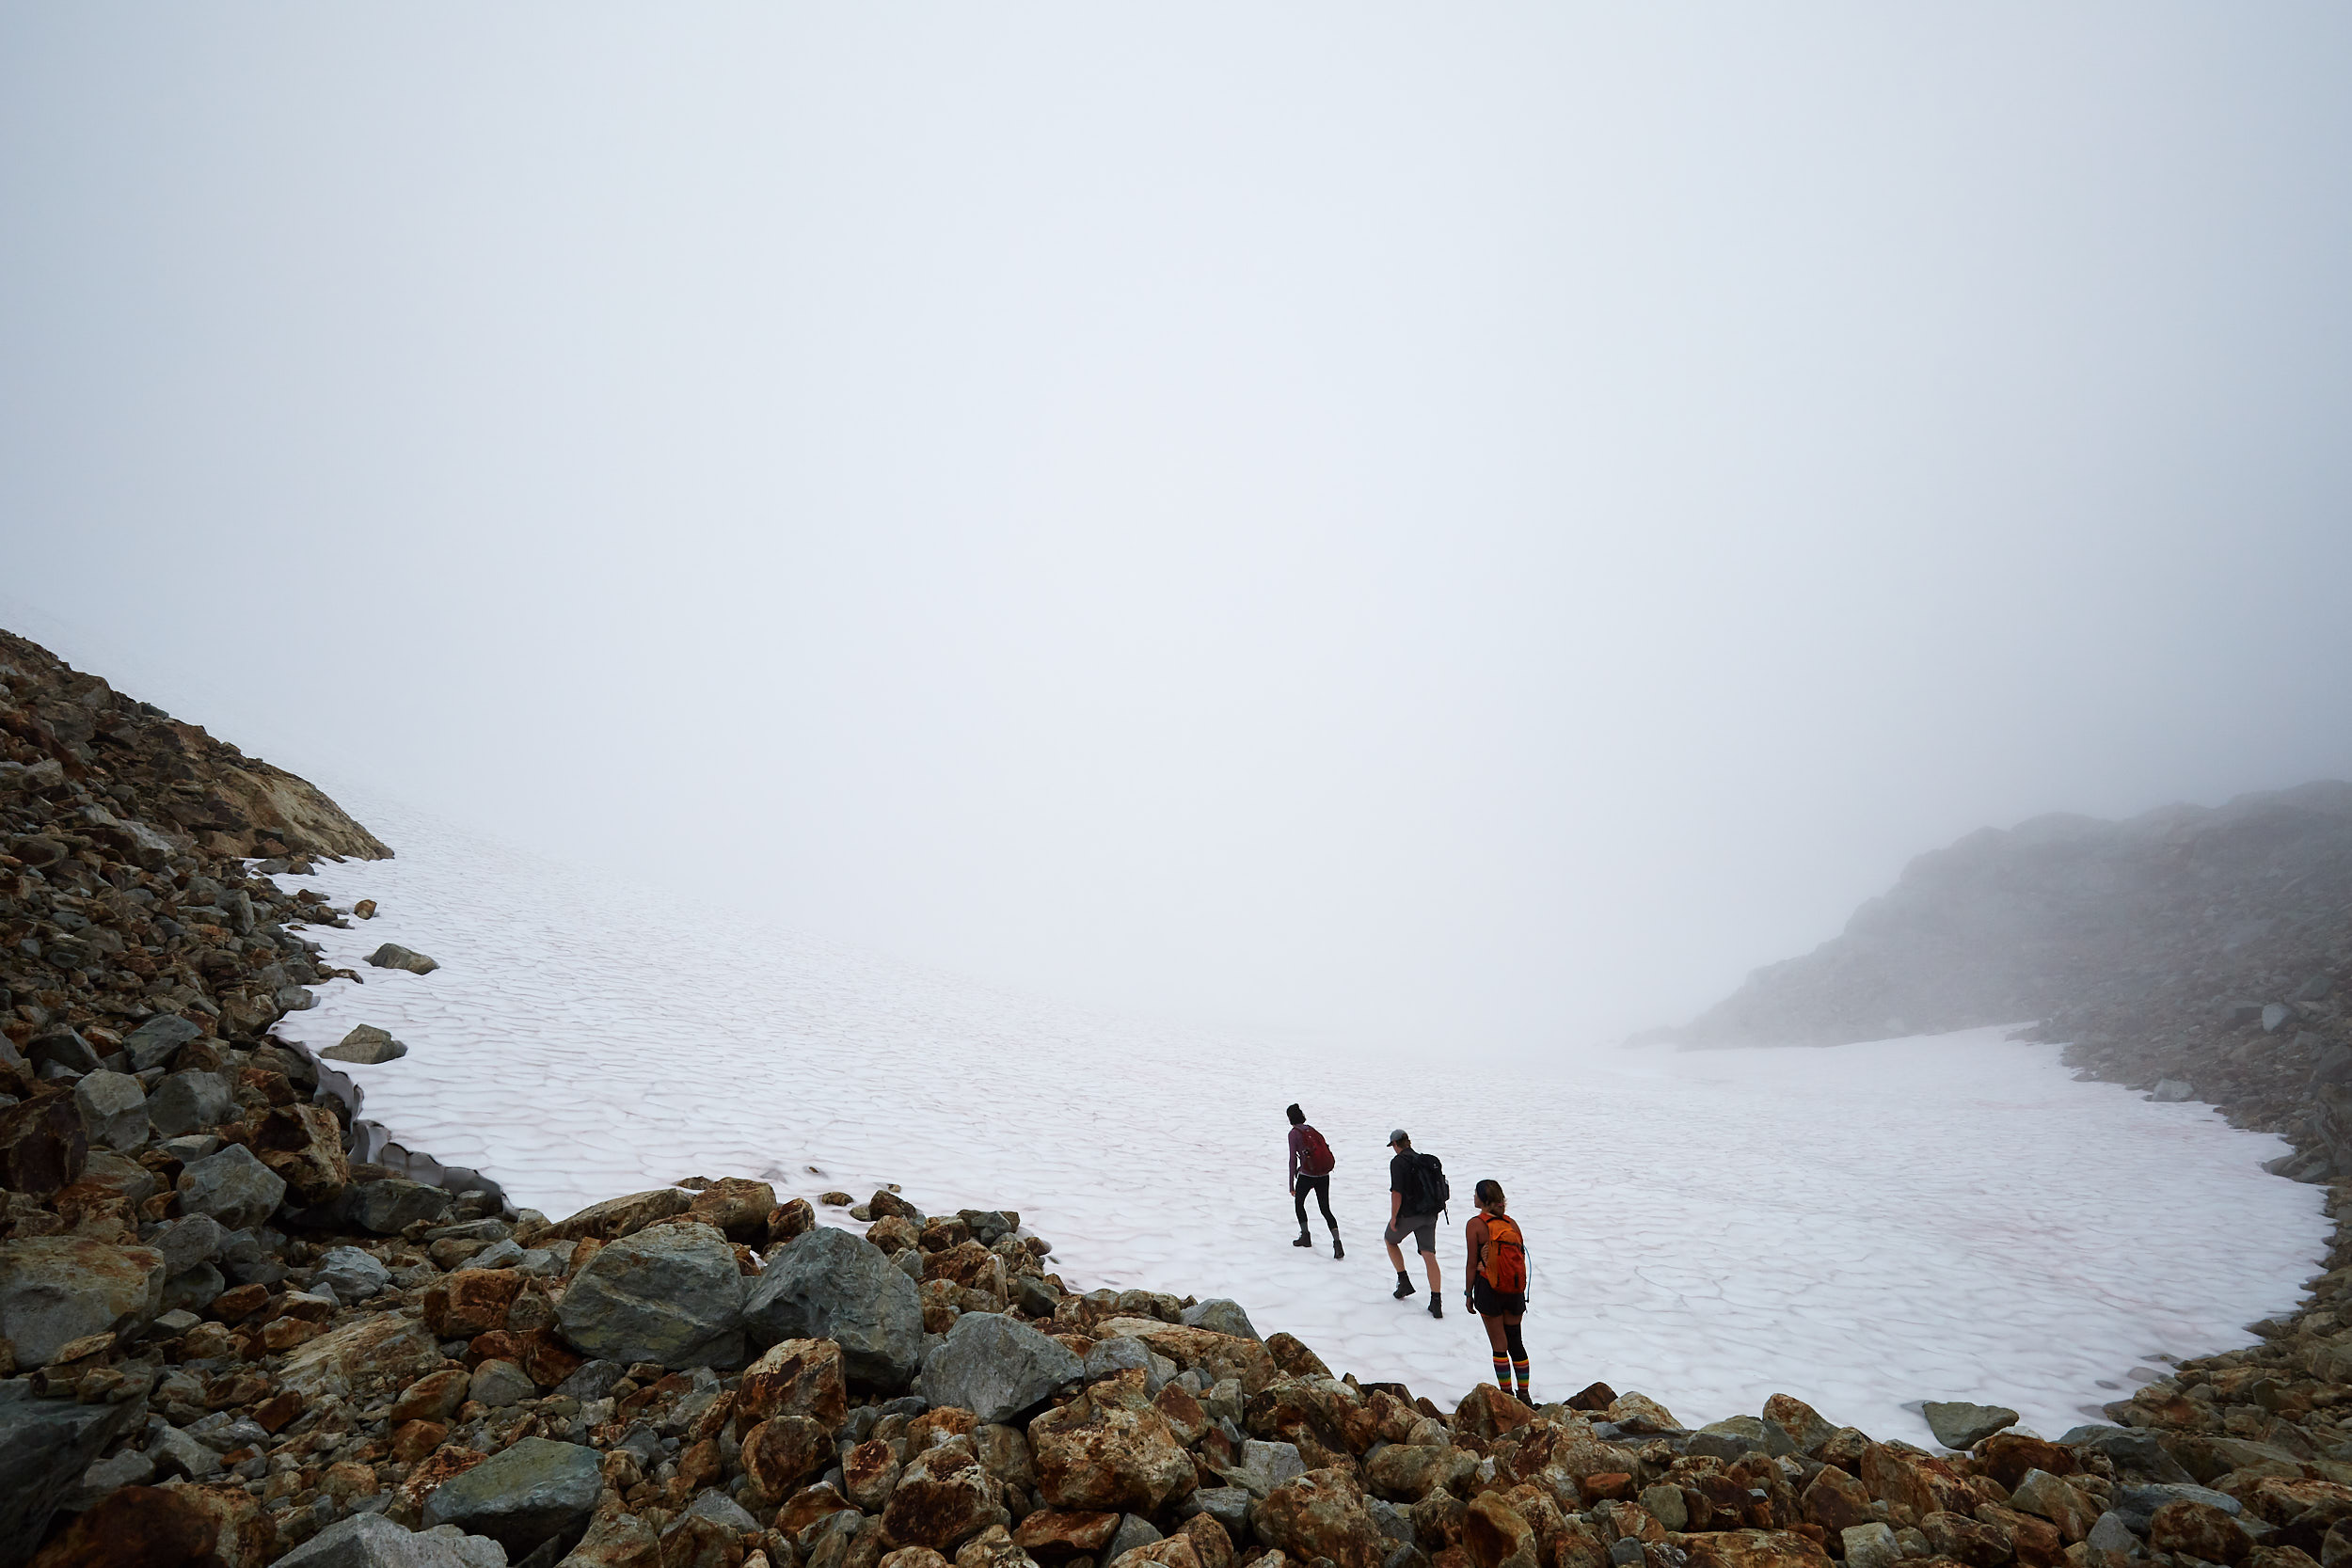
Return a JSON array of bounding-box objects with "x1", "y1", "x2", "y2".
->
[{"x1": 1478, "y1": 1214, "x2": 1527, "y2": 1292}]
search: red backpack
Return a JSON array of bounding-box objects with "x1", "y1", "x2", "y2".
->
[
  {"x1": 1297, "y1": 1125, "x2": 1335, "y2": 1176},
  {"x1": 1479, "y1": 1214, "x2": 1528, "y2": 1292}
]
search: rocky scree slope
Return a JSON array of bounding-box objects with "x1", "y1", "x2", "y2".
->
[{"x1": 11, "y1": 630, "x2": 2352, "y2": 1568}]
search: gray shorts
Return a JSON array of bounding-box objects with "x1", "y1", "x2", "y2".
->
[{"x1": 1383, "y1": 1212, "x2": 1439, "y2": 1254}]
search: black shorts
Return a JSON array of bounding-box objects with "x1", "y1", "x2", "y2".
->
[{"x1": 1472, "y1": 1278, "x2": 1525, "y2": 1317}]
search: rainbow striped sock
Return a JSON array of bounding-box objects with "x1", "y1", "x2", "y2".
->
[{"x1": 1492, "y1": 1354, "x2": 1512, "y2": 1389}]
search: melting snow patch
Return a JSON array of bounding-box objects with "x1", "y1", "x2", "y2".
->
[{"x1": 269, "y1": 799, "x2": 2328, "y2": 1448}]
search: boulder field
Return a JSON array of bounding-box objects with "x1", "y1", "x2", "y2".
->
[{"x1": 12, "y1": 629, "x2": 2352, "y2": 1568}]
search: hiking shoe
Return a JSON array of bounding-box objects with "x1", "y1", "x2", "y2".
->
[
  {"x1": 1293, "y1": 1233, "x2": 1313, "y2": 1249},
  {"x1": 1332, "y1": 1235, "x2": 1344, "y2": 1259},
  {"x1": 1518, "y1": 1388, "x2": 1537, "y2": 1407},
  {"x1": 1428, "y1": 1295, "x2": 1444, "y2": 1319},
  {"x1": 1392, "y1": 1278, "x2": 1415, "y2": 1300}
]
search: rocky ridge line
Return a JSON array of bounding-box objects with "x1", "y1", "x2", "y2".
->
[{"x1": 8, "y1": 627, "x2": 2352, "y2": 1568}]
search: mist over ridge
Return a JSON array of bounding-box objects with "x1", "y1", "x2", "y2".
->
[{"x1": 7, "y1": 7, "x2": 2352, "y2": 1053}]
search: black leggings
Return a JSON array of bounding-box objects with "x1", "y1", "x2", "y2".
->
[{"x1": 1294, "y1": 1174, "x2": 1335, "y2": 1229}]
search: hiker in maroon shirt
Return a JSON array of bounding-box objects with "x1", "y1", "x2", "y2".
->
[{"x1": 1286, "y1": 1103, "x2": 1343, "y2": 1257}]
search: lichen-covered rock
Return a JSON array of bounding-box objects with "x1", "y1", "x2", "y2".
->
[
  {"x1": 1031, "y1": 1389, "x2": 1199, "y2": 1514},
  {"x1": 739, "y1": 1337, "x2": 850, "y2": 1431},
  {"x1": 249, "y1": 1102, "x2": 350, "y2": 1203},
  {"x1": 743, "y1": 1416, "x2": 836, "y2": 1501},
  {"x1": 0, "y1": 1088, "x2": 89, "y2": 1196},
  {"x1": 1364, "y1": 1443, "x2": 1475, "y2": 1503},
  {"x1": 0, "y1": 1235, "x2": 165, "y2": 1368},
  {"x1": 2148, "y1": 1500, "x2": 2251, "y2": 1566},
  {"x1": 279, "y1": 1312, "x2": 443, "y2": 1400},
  {"x1": 556, "y1": 1222, "x2": 745, "y2": 1369},
  {"x1": 1252, "y1": 1466, "x2": 1384, "y2": 1568},
  {"x1": 423, "y1": 1269, "x2": 527, "y2": 1339},
  {"x1": 882, "y1": 1436, "x2": 1009, "y2": 1553}
]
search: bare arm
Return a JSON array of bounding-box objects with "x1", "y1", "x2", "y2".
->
[{"x1": 1464, "y1": 1213, "x2": 1486, "y2": 1287}]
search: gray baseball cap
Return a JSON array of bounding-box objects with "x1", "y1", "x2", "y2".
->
[{"x1": 1388, "y1": 1128, "x2": 1409, "y2": 1145}]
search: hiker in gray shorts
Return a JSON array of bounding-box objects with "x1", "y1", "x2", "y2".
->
[{"x1": 1383, "y1": 1129, "x2": 1448, "y2": 1318}]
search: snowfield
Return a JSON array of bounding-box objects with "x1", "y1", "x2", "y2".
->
[{"x1": 268, "y1": 799, "x2": 2328, "y2": 1449}]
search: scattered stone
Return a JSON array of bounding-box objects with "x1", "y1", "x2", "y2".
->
[
  {"x1": 1921, "y1": 1401, "x2": 2018, "y2": 1449},
  {"x1": 2151, "y1": 1080, "x2": 2194, "y2": 1103},
  {"x1": 323, "y1": 1024, "x2": 408, "y2": 1064},
  {"x1": 146, "y1": 1069, "x2": 234, "y2": 1141},
  {"x1": 368, "y1": 942, "x2": 440, "y2": 974},
  {"x1": 316, "y1": 1243, "x2": 393, "y2": 1301}
]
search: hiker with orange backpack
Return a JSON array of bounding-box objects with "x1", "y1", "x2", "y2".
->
[
  {"x1": 1286, "y1": 1103, "x2": 1343, "y2": 1257},
  {"x1": 1466, "y1": 1179, "x2": 1533, "y2": 1404}
]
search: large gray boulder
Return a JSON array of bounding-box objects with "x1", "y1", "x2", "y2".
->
[
  {"x1": 0, "y1": 1395, "x2": 149, "y2": 1568},
  {"x1": 369, "y1": 943, "x2": 440, "y2": 975},
  {"x1": 121, "y1": 1013, "x2": 202, "y2": 1073},
  {"x1": 917, "y1": 1309, "x2": 1084, "y2": 1422},
  {"x1": 278, "y1": 1512, "x2": 511, "y2": 1568},
  {"x1": 0, "y1": 1236, "x2": 166, "y2": 1367},
  {"x1": 556, "y1": 1224, "x2": 746, "y2": 1368},
  {"x1": 421, "y1": 1435, "x2": 600, "y2": 1557},
  {"x1": 72, "y1": 1069, "x2": 149, "y2": 1150},
  {"x1": 177, "y1": 1142, "x2": 287, "y2": 1228},
  {"x1": 147, "y1": 1069, "x2": 234, "y2": 1139},
  {"x1": 341, "y1": 1178, "x2": 454, "y2": 1234},
  {"x1": 744, "y1": 1225, "x2": 925, "y2": 1391},
  {"x1": 1178, "y1": 1299, "x2": 1260, "y2": 1340}
]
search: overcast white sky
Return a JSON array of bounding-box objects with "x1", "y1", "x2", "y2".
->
[{"x1": 6, "y1": 6, "x2": 2351, "y2": 1053}]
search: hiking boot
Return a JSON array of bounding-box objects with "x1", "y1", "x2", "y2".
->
[
  {"x1": 1293, "y1": 1233, "x2": 1313, "y2": 1249},
  {"x1": 1518, "y1": 1388, "x2": 1537, "y2": 1407},
  {"x1": 1428, "y1": 1295, "x2": 1444, "y2": 1319},
  {"x1": 1392, "y1": 1277, "x2": 1415, "y2": 1300},
  {"x1": 1331, "y1": 1235, "x2": 1344, "y2": 1259}
]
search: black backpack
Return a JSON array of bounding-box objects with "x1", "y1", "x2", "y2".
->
[{"x1": 1402, "y1": 1151, "x2": 1450, "y2": 1215}]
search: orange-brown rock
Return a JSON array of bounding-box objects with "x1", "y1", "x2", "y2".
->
[
  {"x1": 547, "y1": 1187, "x2": 692, "y2": 1242},
  {"x1": 1679, "y1": 1530, "x2": 1835, "y2": 1568},
  {"x1": 1463, "y1": 1493, "x2": 1538, "y2": 1568},
  {"x1": 390, "y1": 1369, "x2": 470, "y2": 1423},
  {"x1": 1254, "y1": 1467, "x2": 1386, "y2": 1568},
  {"x1": 1801, "y1": 1464, "x2": 1874, "y2": 1533},
  {"x1": 518, "y1": 1329, "x2": 584, "y2": 1388},
  {"x1": 683, "y1": 1179, "x2": 777, "y2": 1243},
  {"x1": 743, "y1": 1416, "x2": 835, "y2": 1500},
  {"x1": 2149, "y1": 1500, "x2": 2252, "y2": 1565},
  {"x1": 1920, "y1": 1510, "x2": 2011, "y2": 1568},
  {"x1": 1978, "y1": 1503, "x2": 2064, "y2": 1568},
  {"x1": 1031, "y1": 1390, "x2": 1197, "y2": 1513},
  {"x1": 1860, "y1": 1444, "x2": 1971, "y2": 1518},
  {"x1": 391, "y1": 1419, "x2": 449, "y2": 1464},
  {"x1": 209, "y1": 1283, "x2": 269, "y2": 1324},
  {"x1": 1454, "y1": 1383, "x2": 1536, "y2": 1442},
  {"x1": 739, "y1": 1338, "x2": 850, "y2": 1431},
  {"x1": 0, "y1": 1088, "x2": 89, "y2": 1197},
  {"x1": 1580, "y1": 1474, "x2": 1637, "y2": 1505},
  {"x1": 1265, "y1": 1332, "x2": 1332, "y2": 1381},
  {"x1": 1014, "y1": 1513, "x2": 1120, "y2": 1561},
  {"x1": 845, "y1": 1437, "x2": 904, "y2": 1511},
  {"x1": 776, "y1": 1483, "x2": 860, "y2": 1540},
  {"x1": 247, "y1": 1104, "x2": 347, "y2": 1204},
  {"x1": 881, "y1": 1436, "x2": 1007, "y2": 1553},
  {"x1": 768, "y1": 1199, "x2": 816, "y2": 1247},
  {"x1": 422, "y1": 1268, "x2": 525, "y2": 1338},
  {"x1": 1976, "y1": 1435, "x2": 2079, "y2": 1492},
  {"x1": 26, "y1": 1484, "x2": 217, "y2": 1568}
]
